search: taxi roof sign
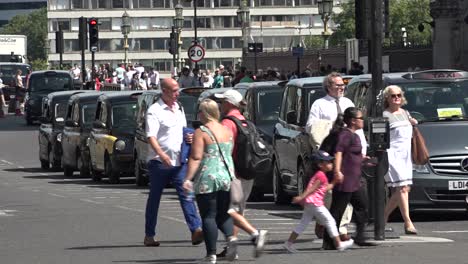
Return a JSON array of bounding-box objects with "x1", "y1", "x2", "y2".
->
[{"x1": 402, "y1": 70, "x2": 468, "y2": 80}]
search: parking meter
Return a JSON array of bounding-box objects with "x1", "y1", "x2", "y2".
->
[{"x1": 369, "y1": 117, "x2": 390, "y2": 151}]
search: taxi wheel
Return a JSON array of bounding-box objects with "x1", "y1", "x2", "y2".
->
[
  {"x1": 63, "y1": 165, "x2": 74, "y2": 177},
  {"x1": 297, "y1": 163, "x2": 307, "y2": 195},
  {"x1": 77, "y1": 152, "x2": 90, "y2": 178},
  {"x1": 273, "y1": 159, "x2": 290, "y2": 205},
  {"x1": 135, "y1": 159, "x2": 148, "y2": 187},
  {"x1": 106, "y1": 158, "x2": 120, "y2": 184},
  {"x1": 40, "y1": 159, "x2": 49, "y2": 170},
  {"x1": 90, "y1": 162, "x2": 102, "y2": 182},
  {"x1": 49, "y1": 148, "x2": 61, "y2": 171}
]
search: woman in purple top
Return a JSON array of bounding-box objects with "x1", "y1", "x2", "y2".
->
[{"x1": 322, "y1": 107, "x2": 375, "y2": 249}]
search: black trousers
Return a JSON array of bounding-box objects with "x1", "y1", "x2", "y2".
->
[{"x1": 322, "y1": 186, "x2": 369, "y2": 249}]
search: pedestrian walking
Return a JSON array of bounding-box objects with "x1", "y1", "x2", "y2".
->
[
  {"x1": 283, "y1": 150, "x2": 354, "y2": 253},
  {"x1": 183, "y1": 98, "x2": 238, "y2": 264},
  {"x1": 305, "y1": 72, "x2": 368, "y2": 242},
  {"x1": 382, "y1": 85, "x2": 418, "y2": 234},
  {"x1": 322, "y1": 107, "x2": 376, "y2": 249},
  {"x1": 214, "y1": 90, "x2": 268, "y2": 259},
  {"x1": 144, "y1": 78, "x2": 203, "y2": 247},
  {"x1": 14, "y1": 69, "x2": 24, "y2": 116}
]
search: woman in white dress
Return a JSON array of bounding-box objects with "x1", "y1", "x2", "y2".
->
[{"x1": 382, "y1": 85, "x2": 418, "y2": 235}]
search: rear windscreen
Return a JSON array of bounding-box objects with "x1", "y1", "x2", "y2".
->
[{"x1": 29, "y1": 73, "x2": 72, "y2": 92}]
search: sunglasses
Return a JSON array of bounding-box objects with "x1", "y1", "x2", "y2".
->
[
  {"x1": 354, "y1": 116, "x2": 364, "y2": 120},
  {"x1": 390, "y1": 93, "x2": 402, "y2": 98}
]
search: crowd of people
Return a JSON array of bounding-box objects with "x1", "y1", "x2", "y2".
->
[{"x1": 141, "y1": 72, "x2": 417, "y2": 263}]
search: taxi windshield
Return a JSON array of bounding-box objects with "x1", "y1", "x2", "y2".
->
[
  {"x1": 179, "y1": 95, "x2": 198, "y2": 122},
  {"x1": 399, "y1": 80, "x2": 468, "y2": 122},
  {"x1": 111, "y1": 102, "x2": 137, "y2": 127},
  {"x1": 82, "y1": 103, "x2": 97, "y2": 127},
  {"x1": 256, "y1": 89, "x2": 283, "y2": 121},
  {"x1": 30, "y1": 73, "x2": 72, "y2": 92}
]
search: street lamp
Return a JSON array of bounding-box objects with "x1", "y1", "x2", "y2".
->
[
  {"x1": 121, "y1": 11, "x2": 131, "y2": 65},
  {"x1": 317, "y1": 0, "x2": 333, "y2": 49},
  {"x1": 174, "y1": 3, "x2": 184, "y2": 71},
  {"x1": 236, "y1": 0, "x2": 250, "y2": 57}
]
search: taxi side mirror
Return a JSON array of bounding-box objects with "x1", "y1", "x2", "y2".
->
[
  {"x1": 286, "y1": 110, "x2": 297, "y2": 124},
  {"x1": 93, "y1": 120, "x2": 106, "y2": 129}
]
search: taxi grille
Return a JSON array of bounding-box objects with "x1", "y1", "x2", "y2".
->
[
  {"x1": 429, "y1": 155, "x2": 468, "y2": 175},
  {"x1": 427, "y1": 189, "x2": 468, "y2": 201}
]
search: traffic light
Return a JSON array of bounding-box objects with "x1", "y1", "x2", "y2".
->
[
  {"x1": 169, "y1": 32, "x2": 178, "y2": 55},
  {"x1": 55, "y1": 30, "x2": 64, "y2": 54},
  {"x1": 78, "y1": 16, "x2": 87, "y2": 50},
  {"x1": 88, "y1": 18, "x2": 99, "y2": 52},
  {"x1": 355, "y1": 0, "x2": 369, "y2": 39}
]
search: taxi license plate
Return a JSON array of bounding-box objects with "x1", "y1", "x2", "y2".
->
[
  {"x1": 10, "y1": 95, "x2": 15, "y2": 99},
  {"x1": 448, "y1": 180, "x2": 468, "y2": 190}
]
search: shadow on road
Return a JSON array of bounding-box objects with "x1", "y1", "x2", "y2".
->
[
  {"x1": 0, "y1": 116, "x2": 40, "y2": 131},
  {"x1": 113, "y1": 259, "x2": 198, "y2": 263}
]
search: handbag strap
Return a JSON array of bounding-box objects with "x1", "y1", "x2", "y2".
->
[{"x1": 200, "y1": 125, "x2": 234, "y2": 180}]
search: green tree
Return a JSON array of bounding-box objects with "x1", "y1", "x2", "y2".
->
[
  {"x1": 330, "y1": 0, "x2": 432, "y2": 46},
  {"x1": 304, "y1": 35, "x2": 326, "y2": 49},
  {"x1": 1, "y1": 7, "x2": 48, "y2": 68}
]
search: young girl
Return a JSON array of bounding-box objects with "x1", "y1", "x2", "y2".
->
[{"x1": 283, "y1": 150, "x2": 354, "y2": 253}]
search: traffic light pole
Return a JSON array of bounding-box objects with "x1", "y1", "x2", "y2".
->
[
  {"x1": 91, "y1": 51, "x2": 95, "y2": 84},
  {"x1": 81, "y1": 47, "x2": 86, "y2": 85},
  {"x1": 369, "y1": 0, "x2": 385, "y2": 241},
  {"x1": 171, "y1": 26, "x2": 176, "y2": 76}
]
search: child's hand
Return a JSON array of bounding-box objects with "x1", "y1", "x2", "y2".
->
[
  {"x1": 292, "y1": 196, "x2": 302, "y2": 204},
  {"x1": 326, "y1": 183, "x2": 334, "y2": 191}
]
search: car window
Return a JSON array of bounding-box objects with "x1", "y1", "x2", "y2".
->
[
  {"x1": 255, "y1": 89, "x2": 282, "y2": 122},
  {"x1": 282, "y1": 86, "x2": 297, "y2": 124},
  {"x1": 179, "y1": 94, "x2": 198, "y2": 122},
  {"x1": 99, "y1": 102, "x2": 107, "y2": 123},
  {"x1": 54, "y1": 102, "x2": 67, "y2": 122},
  {"x1": 397, "y1": 80, "x2": 468, "y2": 121},
  {"x1": 29, "y1": 73, "x2": 72, "y2": 92},
  {"x1": 82, "y1": 103, "x2": 97, "y2": 127},
  {"x1": 71, "y1": 103, "x2": 80, "y2": 123},
  {"x1": 111, "y1": 102, "x2": 137, "y2": 127},
  {"x1": 307, "y1": 89, "x2": 327, "y2": 110},
  {"x1": 136, "y1": 98, "x2": 147, "y2": 129},
  {"x1": 0, "y1": 64, "x2": 30, "y2": 77}
]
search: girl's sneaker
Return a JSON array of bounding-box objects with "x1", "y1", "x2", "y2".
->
[
  {"x1": 225, "y1": 237, "x2": 238, "y2": 261},
  {"x1": 198, "y1": 255, "x2": 216, "y2": 264},
  {"x1": 282, "y1": 241, "x2": 299, "y2": 253},
  {"x1": 337, "y1": 239, "x2": 354, "y2": 251}
]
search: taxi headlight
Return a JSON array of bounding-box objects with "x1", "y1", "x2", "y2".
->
[
  {"x1": 115, "y1": 140, "x2": 126, "y2": 151},
  {"x1": 57, "y1": 133, "x2": 62, "y2": 142},
  {"x1": 413, "y1": 164, "x2": 430, "y2": 174}
]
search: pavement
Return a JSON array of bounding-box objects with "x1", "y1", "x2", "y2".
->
[{"x1": 0, "y1": 114, "x2": 468, "y2": 264}]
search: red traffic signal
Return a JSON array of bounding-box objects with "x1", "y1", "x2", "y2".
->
[{"x1": 89, "y1": 19, "x2": 97, "y2": 26}]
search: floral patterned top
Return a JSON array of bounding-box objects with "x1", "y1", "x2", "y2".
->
[{"x1": 193, "y1": 126, "x2": 235, "y2": 194}]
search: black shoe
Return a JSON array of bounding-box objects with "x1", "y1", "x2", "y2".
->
[
  {"x1": 321, "y1": 241, "x2": 336, "y2": 250},
  {"x1": 353, "y1": 240, "x2": 378, "y2": 247},
  {"x1": 216, "y1": 247, "x2": 227, "y2": 259}
]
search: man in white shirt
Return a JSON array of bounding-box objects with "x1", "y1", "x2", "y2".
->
[
  {"x1": 148, "y1": 68, "x2": 160, "y2": 89},
  {"x1": 143, "y1": 78, "x2": 202, "y2": 247},
  {"x1": 71, "y1": 64, "x2": 81, "y2": 80},
  {"x1": 306, "y1": 72, "x2": 368, "y2": 246},
  {"x1": 178, "y1": 66, "x2": 197, "y2": 88}
]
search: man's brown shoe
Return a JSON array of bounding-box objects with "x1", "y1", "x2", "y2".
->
[
  {"x1": 144, "y1": 236, "x2": 160, "y2": 247},
  {"x1": 191, "y1": 228, "x2": 204, "y2": 245},
  {"x1": 340, "y1": 234, "x2": 351, "y2": 241}
]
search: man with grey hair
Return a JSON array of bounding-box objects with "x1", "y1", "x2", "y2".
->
[{"x1": 306, "y1": 72, "x2": 368, "y2": 248}]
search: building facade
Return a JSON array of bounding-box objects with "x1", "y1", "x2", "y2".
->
[
  {"x1": 47, "y1": 0, "x2": 342, "y2": 73},
  {"x1": 0, "y1": 0, "x2": 47, "y2": 27}
]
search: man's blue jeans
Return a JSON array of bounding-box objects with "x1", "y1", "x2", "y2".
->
[{"x1": 145, "y1": 160, "x2": 201, "y2": 237}]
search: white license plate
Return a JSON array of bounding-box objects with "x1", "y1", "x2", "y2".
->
[
  {"x1": 9, "y1": 95, "x2": 15, "y2": 99},
  {"x1": 448, "y1": 180, "x2": 468, "y2": 190}
]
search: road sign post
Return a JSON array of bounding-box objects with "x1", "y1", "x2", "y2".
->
[{"x1": 187, "y1": 44, "x2": 205, "y2": 64}]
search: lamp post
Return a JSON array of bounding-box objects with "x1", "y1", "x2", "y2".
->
[
  {"x1": 121, "y1": 11, "x2": 131, "y2": 65},
  {"x1": 174, "y1": 2, "x2": 184, "y2": 71},
  {"x1": 236, "y1": 0, "x2": 250, "y2": 60},
  {"x1": 317, "y1": 0, "x2": 333, "y2": 49}
]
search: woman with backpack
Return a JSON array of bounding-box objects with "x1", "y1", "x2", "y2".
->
[{"x1": 321, "y1": 107, "x2": 376, "y2": 249}]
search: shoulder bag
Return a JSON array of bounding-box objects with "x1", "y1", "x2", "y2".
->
[{"x1": 405, "y1": 111, "x2": 429, "y2": 165}]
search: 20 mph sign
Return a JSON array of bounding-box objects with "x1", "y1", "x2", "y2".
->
[{"x1": 188, "y1": 44, "x2": 205, "y2": 62}]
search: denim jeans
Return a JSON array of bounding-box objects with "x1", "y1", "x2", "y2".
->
[
  {"x1": 196, "y1": 191, "x2": 233, "y2": 256},
  {"x1": 145, "y1": 160, "x2": 201, "y2": 237}
]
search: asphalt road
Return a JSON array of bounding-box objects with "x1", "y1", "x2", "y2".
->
[{"x1": 1, "y1": 114, "x2": 468, "y2": 264}]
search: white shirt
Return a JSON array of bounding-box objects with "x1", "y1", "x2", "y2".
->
[
  {"x1": 145, "y1": 98, "x2": 187, "y2": 165},
  {"x1": 148, "y1": 70, "x2": 160, "y2": 86},
  {"x1": 306, "y1": 94, "x2": 367, "y2": 155},
  {"x1": 178, "y1": 75, "x2": 197, "y2": 88},
  {"x1": 72, "y1": 67, "x2": 81, "y2": 79}
]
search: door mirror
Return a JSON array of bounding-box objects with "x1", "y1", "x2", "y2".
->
[
  {"x1": 65, "y1": 120, "x2": 78, "y2": 127},
  {"x1": 286, "y1": 110, "x2": 297, "y2": 124},
  {"x1": 92, "y1": 120, "x2": 106, "y2": 129}
]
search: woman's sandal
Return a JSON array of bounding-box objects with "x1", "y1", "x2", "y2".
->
[{"x1": 404, "y1": 227, "x2": 418, "y2": 235}]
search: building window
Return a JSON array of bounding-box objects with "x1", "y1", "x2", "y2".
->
[
  {"x1": 71, "y1": 0, "x2": 90, "y2": 9},
  {"x1": 151, "y1": 17, "x2": 171, "y2": 29},
  {"x1": 99, "y1": 18, "x2": 112, "y2": 31},
  {"x1": 154, "y1": 61, "x2": 170, "y2": 72},
  {"x1": 153, "y1": 39, "x2": 166, "y2": 50},
  {"x1": 49, "y1": 0, "x2": 69, "y2": 10},
  {"x1": 113, "y1": 0, "x2": 129, "y2": 8},
  {"x1": 111, "y1": 18, "x2": 122, "y2": 31},
  {"x1": 212, "y1": 17, "x2": 234, "y2": 28},
  {"x1": 111, "y1": 39, "x2": 123, "y2": 51},
  {"x1": 152, "y1": 0, "x2": 171, "y2": 8},
  {"x1": 64, "y1": 39, "x2": 80, "y2": 52},
  {"x1": 51, "y1": 19, "x2": 71, "y2": 32},
  {"x1": 296, "y1": 0, "x2": 314, "y2": 5},
  {"x1": 132, "y1": 0, "x2": 151, "y2": 8},
  {"x1": 91, "y1": 0, "x2": 111, "y2": 8},
  {"x1": 133, "y1": 18, "x2": 150, "y2": 30},
  {"x1": 99, "y1": 39, "x2": 111, "y2": 51},
  {"x1": 140, "y1": 39, "x2": 152, "y2": 51},
  {"x1": 196, "y1": 17, "x2": 211, "y2": 29}
]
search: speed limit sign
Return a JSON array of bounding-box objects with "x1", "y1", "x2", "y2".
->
[{"x1": 188, "y1": 44, "x2": 205, "y2": 62}]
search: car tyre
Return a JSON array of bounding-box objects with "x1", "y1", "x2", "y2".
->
[
  {"x1": 90, "y1": 162, "x2": 102, "y2": 182},
  {"x1": 106, "y1": 157, "x2": 120, "y2": 184},
  {"x1": 49, "y1": 147, "x2": 61, "y2": 171},
  {"x1": 63, "y1": 165, "x2": 74, "y2": 177},
  {"x1": 77, "y1": 152, "x2": 90, "y2": 178},
  {"x1": 248, "y1": 187, "x2": 264, "y2": 202},
  {"x1": 272, "y1": 160, "x2": 290, "y2": 205},
  {"x1": 26, "y1": 115, "x2": 33, "y2": 126},
  {"x1": 40, "y1": 159, "x2": 49, "y2": 170},
  {"x1": 135, "y1": 158, "x2": 148, "y2": 186},
  {"x1": 297, "y1": 162, "x2": 308, "y2": 195}
]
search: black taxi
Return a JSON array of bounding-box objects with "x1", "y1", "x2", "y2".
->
[
  {"x1": 61, "y1": 91, "x2": 103, "y2": 177},
  {"x1": 38, "y1": 90, "x2": 89, "y2": 170},
  {"x1": 346, "y1": 69, "x2": 468, "y2": 210},
  {"x1": 88, "y1": 91, "x2": 140, "y2": 183},
  {"x1": 133, "y1": 87, "x2": 209, "y2": 186},
  {"x1": 25, "y1": 70, "x2": 76, "y2": 125}
]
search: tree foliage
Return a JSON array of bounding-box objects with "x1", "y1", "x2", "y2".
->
[
  {"x1": 330, "y1": 0, "x2": 432, "y2": 46},
  {"x1": 0, "y1": 8, "x2": 48, "y2": 65}
]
